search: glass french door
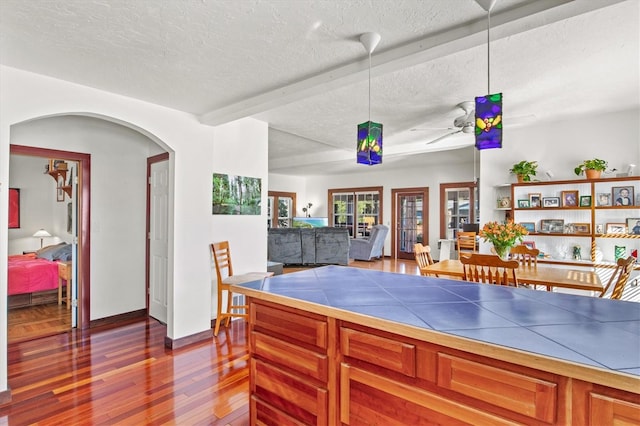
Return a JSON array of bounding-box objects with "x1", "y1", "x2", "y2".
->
[{"x1": 392, "y1": 188, "x2": 428, "y2": 260}]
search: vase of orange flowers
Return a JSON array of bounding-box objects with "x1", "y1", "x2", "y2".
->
[{"x1": 480, "y1": 221, "x2": 529, "y2": 259}]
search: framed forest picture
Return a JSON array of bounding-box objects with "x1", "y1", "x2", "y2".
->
[{"x1": 212, "y1": 173, "x2": 262, "y2": 215}]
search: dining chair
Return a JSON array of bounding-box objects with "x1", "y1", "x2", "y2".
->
[
  {"x1": 599, "y1": 256, "x2": 635, "y2": 300},
  {"x1": 460, "y1": 253, "x2": 519, "y2": 287},
  {"x1": 210, "y1": 241, "x2": 273, "y2": 336},
  {"x1": 456, "y1": 231, "x2": 478, "y2": 258},
  {"x1": 509, "y1": 244, "x2": 540, "y2": 267},
  {"x1": 414, "y1": 243, "x2": 437, "y2": 276}
]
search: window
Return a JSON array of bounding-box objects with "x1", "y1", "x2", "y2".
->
[
  {"x1": 267, "y1": 191, "x2": 296, "y2": 228},
  {"x1": 329, "y1": 186, "x2": 383, "y2": 238},
  {"x1": 440, "y1": 182, "x2": 478, "y2": 240}
]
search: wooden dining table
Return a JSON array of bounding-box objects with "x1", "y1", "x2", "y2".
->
[{"x1": 421, "y1": 259, "x2": 604, "y2": 293}]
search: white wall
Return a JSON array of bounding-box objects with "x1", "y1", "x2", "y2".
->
[
  {"x1": 8, "y1": 155, "x2": 65, "y2": 253},
  {"x1": 0, "y1": 66, "x2": 270, "y2": 394},
  {"x1": 9, "y1": 116, "x2": 163, "y2": 318},
  {"x1": 302, "y1": 159, "x2": 476, "y2": 254},
  {"x1": 269, "y1": 174, "x2": 307, "y2": 216}
]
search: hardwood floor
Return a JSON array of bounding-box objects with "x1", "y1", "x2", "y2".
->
[
  {"x1": 1, "y1": 259, "x2": 418, "y2": 424},
  {"x1": 8, "y1": 303, "x2": 70, "y2": 343}
]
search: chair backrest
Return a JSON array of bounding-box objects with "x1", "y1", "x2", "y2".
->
[
  {"x1": 211, "y1": 241, "x2": 233, "y2": 283},
  {"x1": 414, "y1": 243, "x2": 435, "y2": 270},
  {"x1": 457, "y1": 231, "x2": 477, "y2": 254},
  {"x1": 509, "y1": 244, "x2": 540, "y2": 267},
  {"x1": 600, "y1": 256, "x2": 635, "y2": 299},
  {"x1": 460, "y1": 253, "x2": 519, "y2": 286}
]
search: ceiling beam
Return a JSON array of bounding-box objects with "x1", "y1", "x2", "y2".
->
[{"x1": 200, "y1": 0, "x2": 621, "y2": 127}]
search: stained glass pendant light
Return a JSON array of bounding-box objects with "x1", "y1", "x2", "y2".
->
[
  {"x1": 357, "y1": 32, "x2": 383, "y2": 165},
  {"x1": 474, "y1": 0, "x2": 502, "y2": 150}
]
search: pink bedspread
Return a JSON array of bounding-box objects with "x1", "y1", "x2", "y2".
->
[{"x1": 8, "y1": 255, "x2": 59, "y2": 296}]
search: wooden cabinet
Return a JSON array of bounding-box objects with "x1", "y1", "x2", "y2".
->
[
  {"x1": 511, "y1": 176, "x2": 640, "y2": 266},
  {"x1": 249, "y1": 300, "x2": 332, "y2": 425},
  {"x1": 246, "y1": 298, "x2": 640, "y2": 425}
]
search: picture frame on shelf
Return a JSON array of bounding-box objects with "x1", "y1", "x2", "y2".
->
[
  {"x1": 497, "y1": 197, "x2": 511, "y2": 208},
  {"x1": 596, "y1": 193, "x2": 611, "y2": 206},
  {"x1": 517, "y1": 199, "x2": 530, "y2": 208},
  {"x1": 574, "y1": 223, "x2": 591, "y2": 234},
  {"x1": 626, "y1": 218, "x2": 640, "y2": 235},
  {"x1": 612, "y1": 186, "x2": 634, "y2": 206},
  {"x1": 528, "y1": 193, "x2": 541, "y2": 208},
  {"x1": 606, "y1": 223, "x2": 627, "y2": 234},
  {"x1": 542, "y1": 197, "x2": 560, "y2": 208},
  {"x1": 540, "y1": 219, "x2": 565, "y2": 233},
  {"x1": 561, "y1": 190, "x2": 579, "y2": 207},
  {"x1": 579, "y1": 195, "x2": 592, "y2": 207},
  {"x1": 520, "y1": 222, "x2": 535, "y2": 233},
  {"x1": 522, "y1": 241, "x2": 536, "y2": 249}
]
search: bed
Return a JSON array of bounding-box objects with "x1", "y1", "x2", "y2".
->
[
  {"x1": 8, "y1": 243, "x2": 72, "y2": 308},
  {"x1": 8, "y1": 254, "x2": 59, "y2": 296}
]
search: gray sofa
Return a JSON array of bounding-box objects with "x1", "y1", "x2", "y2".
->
[
  {"x1": 348, "y1": 224, "x2": 389, "y2": 261},
  {"x1": 267, "y1": 227, "x2": 350, "y2": 266}
]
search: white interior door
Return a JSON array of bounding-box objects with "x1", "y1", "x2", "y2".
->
[{"x1": 149, "y1": 160, "x2": 169, "y2": 323}]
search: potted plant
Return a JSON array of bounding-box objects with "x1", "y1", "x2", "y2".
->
[
  {"x1": 509, "y1": 160, "x2": 538, "y2": 182},
  {"x1": 574, "y1": 158, "x2": 607, "y2": 179}
]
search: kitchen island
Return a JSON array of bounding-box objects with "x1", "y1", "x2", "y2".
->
[{"x1": 231, "y1": 265, "x2": 640, "y2": 425}]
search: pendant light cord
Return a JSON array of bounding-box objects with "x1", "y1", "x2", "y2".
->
[
  {"x1": 368, "y1": 52, "x2": 372, "y2": 122},
  {"x1": 487, "y1": 9, "x2": 491, "y2": 94}
]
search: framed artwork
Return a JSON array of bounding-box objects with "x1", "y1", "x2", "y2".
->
[
  {"x1": 57, "y1": 175, "x2": 65, "y2": 202},
  {"x1": 612, "y1": 186, "x2": 634, "y2": 206},
  {"x1": 212, "y1": 173, "x2": 262, "y2": 215},
  {"x1": 540, "y1": 219, "x2": 565, "y2": 233},
  {"x1": 528, "y1": 193, "x2": 541, "y2": 208},
  {"x1": 517, "y1": 199, "x2": 530, "y2": 208},
  {"x1": 9, "y1": 188, "x2": 20, "y2": 229},
  {"x1": 579, "y1": 195, "x2": 592, "y2": 207},
  {"x1": 542, "y1": 197, "x2": 560, "y2": 208},
  {"x1": 574, "y1": 223, "x2": 591, "y2": 234},
  {"x1": 596, "y1": 193, "x2": 611, "y2": 206},
  {"x1": 627, "y1": 218, "x2": 640, "y2": 235},
  {"x1": 522, "y1": 241, "x2": 536, "y2": 249},
  {"x1": 561, "y1": 190, "x2": 578, "y2": 207},
  {"x1": 520, "y1": 222, "x2": 535, "y2": 233},
  {"x1": 606, "y1": 223, "x2": 627, "y2": 234}
]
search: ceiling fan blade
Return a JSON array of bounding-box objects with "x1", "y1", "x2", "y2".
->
[{"x1": 425, "y1": 129, "x2": 463, "y2": 145}]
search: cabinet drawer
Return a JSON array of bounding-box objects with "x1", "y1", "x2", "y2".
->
[
  {"x1": 251, "y1": 330, "x2": 328, "y2": 382},
  {"x1": 341, "y1": 327, "x2": 415, "y2": 377},
  {"x1": 252, "y1": 302, "x2": 327, "y2": 349},
  {"x1": 437, "y1": 353, "x2": 557, "y2": 423},
  {"x1": 340, "y1": 363, "x2": 514, "y2": 425},
  {"x1": 252, "y1": 358, "x2": 328, "y2": 426},
  {"x1": 588, "y1": 392, "x2": 640, "y2": 425},
  {"x1": 251, "y1": 395, "x2": 307, "y2": 426}
]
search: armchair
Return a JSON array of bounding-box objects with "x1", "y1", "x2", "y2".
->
[{"x1": 348, "y1": 224, "x2": 389, "y2": 261}]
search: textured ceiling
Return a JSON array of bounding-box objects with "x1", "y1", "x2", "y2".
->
[{"x1": 1, "y1": 0, "x2": 638, "y2": 175}]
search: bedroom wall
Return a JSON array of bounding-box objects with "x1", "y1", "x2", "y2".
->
[{"x1": 8, "y1": 155, "x2": 66, "y2": 254}]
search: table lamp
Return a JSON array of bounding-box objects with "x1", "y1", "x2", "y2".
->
[{"x1": 33, "y1": 229, "x2": 51, "y2": 248}]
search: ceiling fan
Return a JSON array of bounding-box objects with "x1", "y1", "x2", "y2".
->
[{"x1": 419, "y1": 101, "x2": 476, "y2": 146}]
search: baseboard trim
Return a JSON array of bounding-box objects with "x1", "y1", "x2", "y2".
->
[
  {"x1": 0, "y1": 387, "x2": 12, "y2": 406},
  {"x1": 164, "y1": 328, "x2": 213, "y2": 350},
  {"x1": 89, "y1": 309, "x2": 147, "y2": 329}
]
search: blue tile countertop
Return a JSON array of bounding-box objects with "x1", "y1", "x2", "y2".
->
[{"x1": 234, "y1": 265, "x2": 640, "y2": 380}]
